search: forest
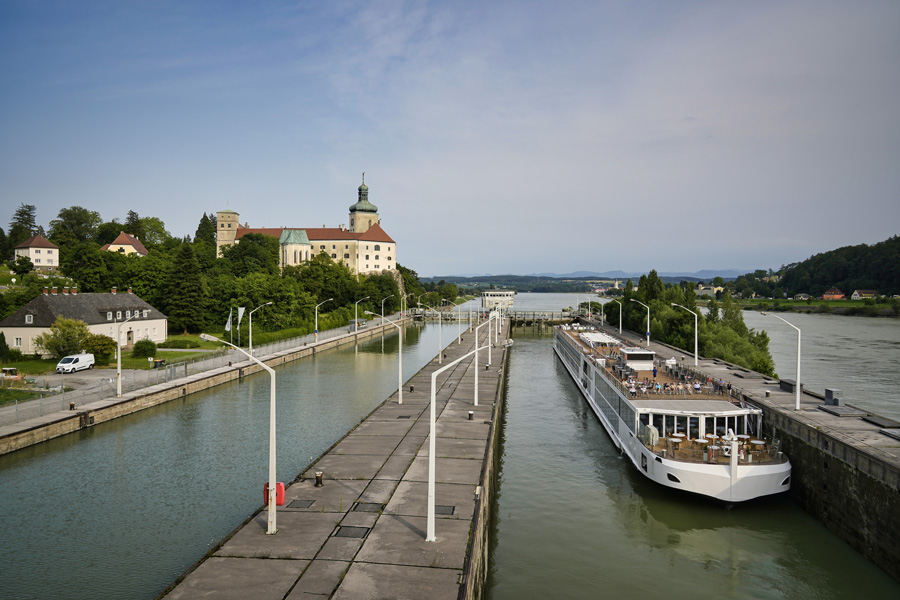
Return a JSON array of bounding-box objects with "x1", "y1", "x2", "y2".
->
[
  {"x1": 0, "y1": 205, "x2": 448, "y2": 339},
  {"x1": 598, "y1": 270, "x2": 776, "y2": 377}
]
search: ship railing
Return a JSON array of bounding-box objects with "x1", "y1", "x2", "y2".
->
[{"x1": 637, "y1": 423, "x2": 789, "y2": 465}]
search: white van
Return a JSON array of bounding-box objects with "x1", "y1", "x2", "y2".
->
[{"x1": 56, "y1": 353, "x2": 95, "y2": 374}]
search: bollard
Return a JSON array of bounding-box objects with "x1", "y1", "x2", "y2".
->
[
  {"x1": 69, "y1": 402, "x2": 75, "y2": 410},
  {"x1": 315, "y1": 471, "x2": 324, "y2": 487},
  {"x1": 468, "y1": 411, "x2": 474, "y2": 421}
]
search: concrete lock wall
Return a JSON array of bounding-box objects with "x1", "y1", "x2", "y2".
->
[{"x1": 764, "y1": 407, "x2": 900, "y2": 581}]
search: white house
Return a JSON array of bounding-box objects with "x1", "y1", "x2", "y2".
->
[
  {"x1": 14, "y1": 235, "x2": 59, "y2": 272},
  {"x1": 0, "y1": 287, "x2": 167, "y2": 356}
]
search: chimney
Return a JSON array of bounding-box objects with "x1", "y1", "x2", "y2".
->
[
  {"x1": 43, "y1": 287, "x2": 49, "y2": 295},
  {"x1": 71, "y1": 287, "x2": 78, "y2": 295},
  {"x1": 63, "y1": 287, "x2": 69, "y2": 295},
  {"x1": 112, "y1": 287, "x2": 117, "y2": 294},
  {"x1": 51, "y1": 287, "x2": 58, "y2": 295}
]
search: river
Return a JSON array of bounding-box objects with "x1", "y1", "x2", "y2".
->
[
  {"x1": 0, "y1": 322, "x2": 462, "y2": 600},
  {"x1": 486, "y1": 293, "x2": 899, "y2": 598}
]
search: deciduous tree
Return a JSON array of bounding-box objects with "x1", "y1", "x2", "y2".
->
[{"x1": 34, "y1": 316, "x2": 90, "y2": 359}]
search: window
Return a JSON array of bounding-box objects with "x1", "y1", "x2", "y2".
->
[
  {"x1": 25, "y1": 314, "x2": 33, "y2": 324},
  {"x1": 375, "y1": 255, "x2": 379, "y2": 260},
  {"x1": 365, "y1": 254, "x2": 369, "y2": 260},
  {"x1": 107, "y1": 312, "x2": 113, "y2": 320},
  {"x1": 35, "y1": 249, "x2": 41, "y2": 254},
  {"x1": 375, "y1": 265, "x2": 380, "y2": 269},
  {"x1": 227, "y1": 223, "x2": 232, "y2": 228},
  {"x1": 332, "y1": 245, "x2": 336, "y2": 249},
  {"x1": 387, "y1": 256, "x2": 392, "y2": 261},
  {"x1": 345, "y1": 244, "x2": 349, "y2": 249},
  {"x1": 117, "y1": 311, "x2": 122, "y2": 319},
  {"x1": 344, "y1": 253, "x2": 350, "y2": 259},
  {"x1": 331, "y1": 253, "x2": 337, "y2": 258},
  {"x1": 374, "y1": 245, "x2": 380, "y2": 251},
  {"x1": 126, "y1": 310, "x2": 131, "y2": 318},
  {"x1": 35, "y1": 259, "x2": 41, "y2": 264},
  {"x1": 366, "y1": 245, "x2": 369, "y2": 250},
  {"x1": 15, "y1": 338, "x2": 22, "y2": 347},
  {"x1": 320, "y1": 245, "x2": 325, "y2": 250},
  {"x1": 153, "y1": 327, "x2": 157, "y2": 335},
  {"x1": 47, "y1": 250, "x2": 53, "y2": 254}
]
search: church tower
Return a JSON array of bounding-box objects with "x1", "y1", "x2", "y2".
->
[{"x1": 348, "y1": 173, "x2": 379, "y2": 234}]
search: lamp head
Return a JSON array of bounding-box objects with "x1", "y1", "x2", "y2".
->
[
  {"x1": 760, "y1": 311, "x2": 768, "y2": 316},
  {"x1": 199, "y1": 333, "x2": 217, "y2": 342}
]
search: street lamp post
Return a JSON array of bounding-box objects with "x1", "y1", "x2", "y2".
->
[
  {"x1": 425, "y1": 304, "x2": 442, "y2": 364},
  {"x1": 474, "y1": 317, "x2": 494, "y2": 406},
  {"x1": 315, "y1": 298, "x2": 332, "y2": 343},
  {"x1": 249, "y1": 301, "x2": 273, "y2": 356},
  {"x1": 630, "y1": 299, "x2": 650, "y2": 347},
  {"x1": 381, "y1": 295, "x2": 394, "y2": 325},
  {"x1": 612, "y1": 299, "x2": 623, "y2": 334},
  {"x1": 451, "y1": 299, "x2": 465, "y2": 343},
  {"x1": 671, "y1": 303, "x2": 699, "y2": 366},
  {"x1": 200, "y1": 333, "x2": 279, "y2": 534},
  {"x1": 367, "y1": 311, "x2": 403, "y2": 404},
  {"x1": 116, "y1": 313, "x2": 136, "y2": 397},
  {"x1": 354, "y1": 296, "x2": 370, "y2": 332},
  {"x1": 427, "y1": 343, "x2": 490, "y2": 542},
  {"x1": 761, "y1": 312, "x2": 802, "y2": 410}
]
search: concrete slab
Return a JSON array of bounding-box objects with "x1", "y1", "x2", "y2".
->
[
  {"x1": 354, "y1": 515, "x2": 470, "y2": 569},
  {"x1": 351, "y1": 420, "x2": 415, "y2": 436},
  {"x1": 436, "y1": 420, "x2": 491, "y2": 440},
  {"x1": 166, "y1": 556, "x2": 308, "y2": 600},
  {"x1": 417, "y1": 437, "x2": 487, "y2": 460},
  {"x1": 216, "y1": 511, "x2": 340, "y2": 560},
  {"x1": 357, "y1": 479, "x2": 400, "y2": 505},
  {"x1": 403, "y1": 456, "x2": 483, "y2": 485},
  {"x1": 303, "y1": 453, "x2": 389, "y2": 480},
  {"x1": 332, "y1": 563, "x2": 460, "y2": 600},
  {"x1": 331, "y1": 434, "x2": 404, "y2": 455},
  {"x1": 284, "y1": 479, "x2": 368, "y2": 512},
  {"x1": 383, "y1": 480, "x2": 476, "y2": 521},
  {"x1": 393, "y1": 435, "x2": 427, "y2": 456},
  {"x1": 315, "y1": 536, "x2": 364, "y2": 561},
  {"x1": 373, "y1": 453, "x2": 416, "y2": 480},
  {"x1": 285, "y1": 559, "x2": 350, "y2": 598},
  {"x1": 340, "y1": 511, "x2": 380, "y2": 528}
]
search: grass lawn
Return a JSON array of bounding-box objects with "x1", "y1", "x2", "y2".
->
[
  {"x1": 110, "y1": 350, "x2": 218, "y2": 370},
  {"x1": 160, "y1": 333, "x2": 223, "y2": 350},
  {"x1": 0, "y1": 387, "x2": 45, "y2": 407},
  {"x1": 2, "y1": 358, "x2": 58, "y2": 375}
]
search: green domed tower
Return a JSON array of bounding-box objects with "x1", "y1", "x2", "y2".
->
[{"x1": 349, "y1": 173, "x2": 379, "y2": 233}]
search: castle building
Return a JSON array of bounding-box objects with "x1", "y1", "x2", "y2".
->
[{"x1": 216, "y1": 178, "x2": 397, "y2": 276}]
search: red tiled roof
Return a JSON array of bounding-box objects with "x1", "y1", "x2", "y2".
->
[
  {"x1": 107, "y1": 231, "x2": 148, "y2": 255},
  {"x1": 15, "y1": 234, "x2": 58, "y2": 249},
  {"x1": 358, "y1": 223, "x2": 395, "y2": 243},
  {"x1": 235, "y1": 225, "x2": 395, "y2": 244}
]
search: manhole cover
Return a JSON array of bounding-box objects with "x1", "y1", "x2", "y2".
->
[
  {"x1": 434, "y1": 505, "x2": 455, "y2": 516},
  {"x1": 334, "y1": 526, "x2": 370, "y2": 538},
  {"x1": 288, "y1": 500, "x2": 315, "y2": 509},
  {"x1": 353, "y1": 502, "x2": 385, "y2": 513}
]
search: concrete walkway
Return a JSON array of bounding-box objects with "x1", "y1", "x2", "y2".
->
[{"x1": 163, "y1": 320, "x2": 509, "y2": 600}]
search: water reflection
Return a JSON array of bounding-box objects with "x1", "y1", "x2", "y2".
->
[{"x1": 487, "y1": 331, "x2": 899, "y2": 600}]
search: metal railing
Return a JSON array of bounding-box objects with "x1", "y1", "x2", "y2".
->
[{"x1": 0, "y1": 317, "x2": 398, "y2": 426}]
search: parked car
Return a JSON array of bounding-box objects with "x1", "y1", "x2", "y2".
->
[{"x1": 56, "y1": 353, "x2": 95, "y2": 374}]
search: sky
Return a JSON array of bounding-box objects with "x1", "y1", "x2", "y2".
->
[{"x1": 1, "y1": 0, "x2": 898, "y2": 277}]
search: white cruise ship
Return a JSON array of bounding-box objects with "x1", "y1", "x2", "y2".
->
[{"x1": 554, "y1": 326, "x2": 791, "y2": 503}]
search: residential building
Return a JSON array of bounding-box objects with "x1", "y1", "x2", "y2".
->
[
  {"x1": 794, "y1": 293, "x2": 811, "y2": 300},
  {"x1": 14, "y1": 235, "x2": 59, "y2": 272},
  {"x1": 822, "y1": 288, "x2": 844, "y2": 300},
  {"x1": 0, "y1": 287, "x2": 167, "y2": 356},
  {"x1": 851, "y1": 290, "x2": 878, "y2": 300},
  {"x1": 100, "y1": 231, "x2": 148, "y2": 256},
  {"x1": 216, "y1": 178, "x2": 397, "y2": 276}
]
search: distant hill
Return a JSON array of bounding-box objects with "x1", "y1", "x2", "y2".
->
[{"x1": 778, "y1": 235, "x2": 899, "y2": 297}]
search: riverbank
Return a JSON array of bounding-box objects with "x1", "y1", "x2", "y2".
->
[
  {"x1": 0, "y1": 321, "x2": 408, "y2": 456},
  {"x1": 161, "y1": 318, "x2": 510, "y2": 599}
]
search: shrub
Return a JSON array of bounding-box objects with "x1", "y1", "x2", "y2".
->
[
  {"x1": 158, "y1": 339, "x2": 200, "y2": 349},
  {"x1": 132, "y1": 339, "x2": 158, "y2": 359},
  {"x1": 82, "y1": 333, "x2": 117, "y2": 366}
]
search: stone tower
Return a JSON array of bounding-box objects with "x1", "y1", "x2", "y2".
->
[
  {"x1": 348, "y1": 174, "x2": 379, "y2": 234},
  {"x1": 216, "y1": 209, "x2": 240, "y2": 257}
]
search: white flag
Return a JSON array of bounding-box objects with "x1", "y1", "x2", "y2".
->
[
  {"x1": 224, "y1": 307, "x2": 233, "y2": 332},
  {"x1": 237, "y1": 306, "x2": 246, "y2": 327}
]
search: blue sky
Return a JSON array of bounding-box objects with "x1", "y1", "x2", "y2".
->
[{"x1": 2, "y1": 0, "x2": 898, "y2": 277}]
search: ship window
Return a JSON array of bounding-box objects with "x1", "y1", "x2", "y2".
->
[{"x1": 640, "y1": 454, "x2": 647, "y2": 472}]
